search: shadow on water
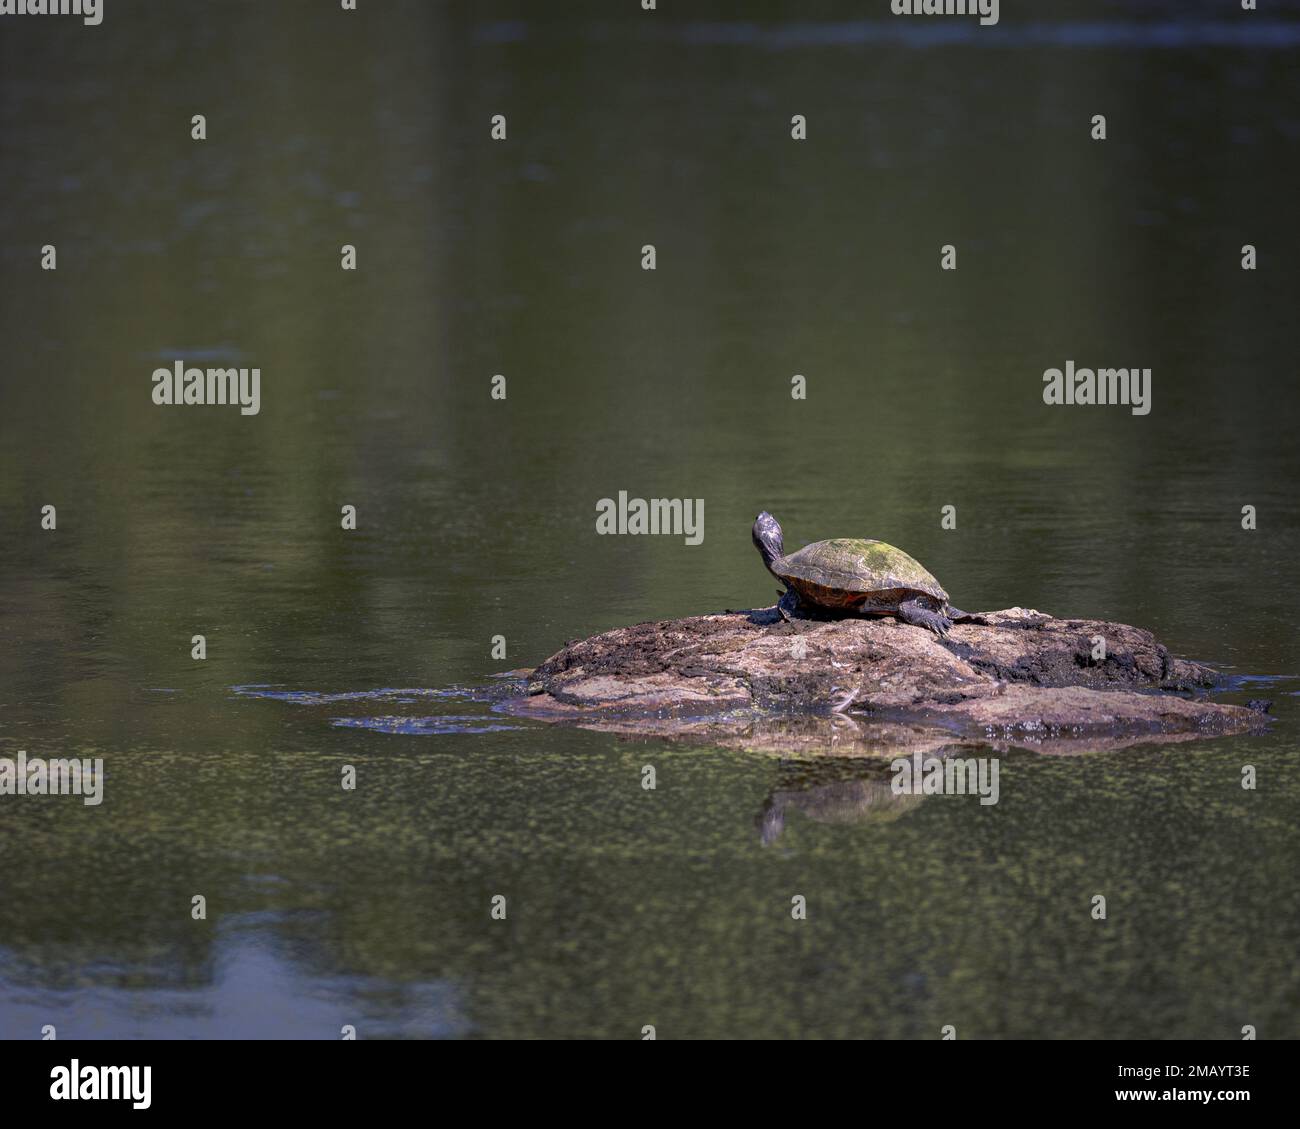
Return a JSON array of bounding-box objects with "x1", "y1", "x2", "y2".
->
[{"x1": 0, "y1": 927, "x2": 471, "y2": 1040}]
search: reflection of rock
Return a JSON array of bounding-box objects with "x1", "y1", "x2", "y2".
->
[
  {"x1": 503, "y1": 607, "x2": 1266, "y2": 752},
  {"x1": 759, "y1": 775, "x2": 926, "y2": 845}
]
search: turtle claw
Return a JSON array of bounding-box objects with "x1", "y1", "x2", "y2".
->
[{"x1": 899, "y1": 597, "x2": 953, "y2": 637}]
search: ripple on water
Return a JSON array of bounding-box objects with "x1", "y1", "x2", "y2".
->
[
  {"x1": 330, "y1": 716, "x2": 523, "y2": 736},
  {"x1": 230, "y1": 684, "x2": 528, "y2": 735},
  {"x1": 231, "y1": 685, "x2": 486, "y2": 705},
  {"x1": 1215, "y1": 673, "x2": 1298, "y2": 692}
]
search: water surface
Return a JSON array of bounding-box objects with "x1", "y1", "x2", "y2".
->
[{"x1": 1, "y1": 0, "x2": 1298, "y2": 1038}]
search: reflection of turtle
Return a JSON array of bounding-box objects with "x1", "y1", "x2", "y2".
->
[
  {"x1": 758, "y1": 778, "x2": 925, "y2": 845},
  {"x1": 752, "y1": 511, "x2": 984, "y2": 636}
]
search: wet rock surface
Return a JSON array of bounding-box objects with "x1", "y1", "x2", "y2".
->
[{"x1": 502, "y1": 607, "x2": 1266, "y2": 753}]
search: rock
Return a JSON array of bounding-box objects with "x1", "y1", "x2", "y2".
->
[{"x1": 501, "y1": 606, "x2": 1265, "y2": 753}]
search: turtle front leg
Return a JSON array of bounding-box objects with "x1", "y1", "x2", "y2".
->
[
  {"x1": 777, "y1": 588, "x2": 802, "y2": 622},
  {"x1": 898, "y1": 596, "x2": 952, "y2": 637}
]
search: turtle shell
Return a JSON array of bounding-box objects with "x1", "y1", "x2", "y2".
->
[{"x1": 773, "y1": 538, "x2": 948, "y2": 612}]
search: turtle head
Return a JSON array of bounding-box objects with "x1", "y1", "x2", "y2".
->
[{"x1": 752, "y1": 511, "x2": 785, "y2": 573}]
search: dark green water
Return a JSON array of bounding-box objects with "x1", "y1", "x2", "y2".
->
[{"x1": 1, "y1": 1, "x2": 1298, "y2": 1038}]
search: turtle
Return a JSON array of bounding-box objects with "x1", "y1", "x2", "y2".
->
[{"x1": 752, "y1": 511, "x2": 983, "y2": 637}]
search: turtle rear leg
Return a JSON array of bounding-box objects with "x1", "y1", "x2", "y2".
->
[
  {"x1": 945, "y1": 605, "x2": 989, "y2": 626},
  {"x1": 898, "y1": 596, "x2": 952, "y2": 637}
]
